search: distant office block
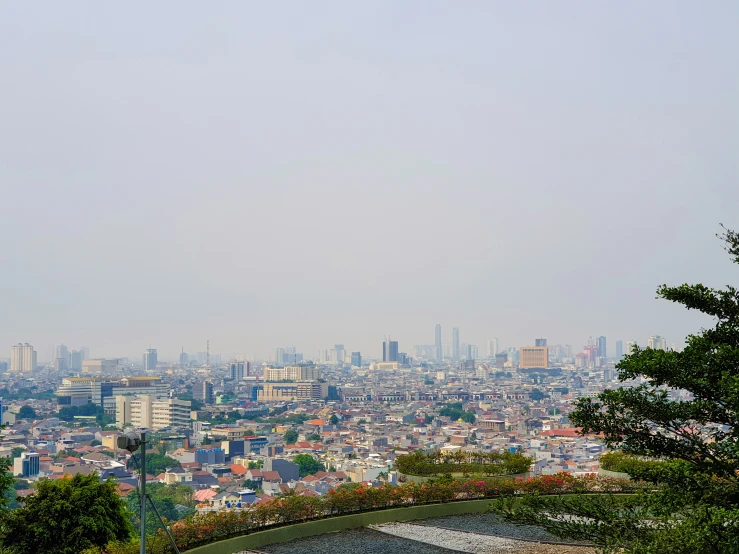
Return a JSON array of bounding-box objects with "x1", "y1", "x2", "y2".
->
[
  {"x1": 452, "y1": 328, "x2": 460, "y2": 361},
  {"x1": 229, "y1": 361, "x2": 246, "y2": 381},
  {"x1": 193, "y1": 381, "x2": 215, "y2": 404},
  {"x1": 383, "y1": 340, "x2": 399, "y2": 362},
  {"x1": 143, "y1": 348, "x2": 157, "y2": 370},
  {"x1": 434, "y1": 324, "x2": 442, "y2": 362},
  {"x1": 519, "y1": 346, "x2": 548, "y2": 369},
  {"x1": 615, "y1": 340, "x2": 624, "y2": 360},
  {"x1": 648, "y1": 335, "x2": 667, "y2": 351},
  {"x1": 351, "y1": 352, "x2": 362, "y2": 367},
  {"x1": 534, "y1": 338, "x2": 547, "y2": 347},
  {"x1": 494, "y1": 352, "x2": 508, "y2": 369},
  {"x1": 597, "y1": 336, "x2": 607, "y2": 364},
  {"x1": 486, "y1": 338, "x2": 499, "y2": 357}
]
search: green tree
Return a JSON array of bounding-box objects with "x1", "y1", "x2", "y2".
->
[
  {"x1": 306, "y1": 433, "x2": 321, "y2": 441},
  {"x1": 1, "y1": 474, "x2": 132, "y2": 554},
  {"x1": 494, "y1": 227, "x2": 739, "y2": 553},
  {"x1": 127, "y1": 452, "x2": 180, "y2": 475},
  {"x1": 10, "y1": 447, "x2": 24, "y2": 459},
  {"x1": 292, "y1": 454, "x2": 326, "y2": 477},
  {"x1": 283, "y1": 429, "x2": 298, "y2": 444},
  {"x1": 17, "y1": 406, "x2": 36, "y2": 419},
  {"x1": 329, "y1": 414, "x2": 339, "y2": 425},
  {"x1": 247, "y1": 460, "x2": 263, "y2": 469},
  {"x1": 126, "y1": 489, "x2": 181, "y2": 534},
  {"x1": 529, "y1": 388, "x2": 550, "y2": 401},
  {"x1": 0, "y1": 457, "x2": 15, "y2": 511}
]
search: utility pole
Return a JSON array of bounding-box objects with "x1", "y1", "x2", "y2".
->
[{"x1": 140, "y1": 431, "x2": 146, "y2": 554}]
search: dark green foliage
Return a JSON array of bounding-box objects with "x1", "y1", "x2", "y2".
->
[
  {"x1": 395, "y1": 449, "x2": 532, "y2": 476},
  {"x1": 247, "y1": 460, "x2": 263, "y2": 469},
  {"x1": 17, "y1": 406, "x2": 36, "y2": 419},
  {"x1": 56, "y1": 403, "x2": 113, "y2": 426},
  {"x1": 10, "y1": 447, "x2": 24, "y2": 459},
  {"x1": 529, "y1": 388, "x2": 550, "y2": 401},
  {"x1": 0, "y1": 458, "x2": 15, "y2": 511},
  {"x1": 283, "y1": 429, "x2": 298, "y2": 444},
  {"x1": 0, "y1": 474, "x2": 132, "y2": 554},
  {"x1": 306, "y1": 433, "x2": 321, "y2": 441},
  {"x1": 127, "y1": 452, "x2": 180, "y2": 475},
  {"x1": 493, "y1": 228, "x2": 739, "y2": 553},
  {"x1": 329, "y1": 414, "x2": 339, "y2": 425},
  {"x1": 438, "y1": 402, "x2": 476, "y2": 423},
  {"x1": 293, "y1": 454, "x2": 326, "y2": 477}
]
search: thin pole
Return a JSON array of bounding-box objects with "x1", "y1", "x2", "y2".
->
[{"x1": 140, "y1": 431, "x2": 147, "y2": 554}]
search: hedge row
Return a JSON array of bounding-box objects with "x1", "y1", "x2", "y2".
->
[
  {"x1": 394, "y1": 450, "x2": 532, "y2": 476},
  {"x1": 599, "y1": 452, "x2": 665, "y2": 474},
  {"x1": 86, "y1": 473, "x2": 640, "y2": 553}
]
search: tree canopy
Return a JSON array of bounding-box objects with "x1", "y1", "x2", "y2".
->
[
  {"x1": 17, "y1": 405, "x2": 36, "y2": 419},
  {"x1": 1, "y1": 474, "x2": 132, "y2": 554},
  {"x1": 283, "y1": 429, "x2": 298, "y2": 444},
  {"x1": 292, "y1": 454, "x2": 326, "y2": 477},
  {"x1": 127, "y1": 452, "x2": 180, "y2": 476},
  {"x1": 494, "y1": 227, "x2": 739, "y2": 553}
]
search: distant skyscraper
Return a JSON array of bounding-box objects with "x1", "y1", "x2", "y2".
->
[
  {"x1": 466, "y1": 345, "x2": 478, "y2": 360},
  {"x1": 434, "y1": 324, "x2": 442, "y2": 362},
  {"x1": 319, "y1": 349, "x2": 328, "y2": 363},
  {"x1": 597, "y1": 336, "x2": 607, "y2": 365},
  {"x1": 193, "y1": 381, "x2": 214, "y2": 404},
  {"x1": 229, "y1": 361, "x2": 245, "y2": 380},
  {"x1": 334, "y1": 344, "x2": 346, "y2": 366},
  {"x1": 452, "y1": 328, "x2": 460, "y2": 361},
  {"x1": 143, "y1": 348, "x2": 157, "y2": 371},
  {"x1": 383, "y1": 340, "x2": 399, "y2": 362},
  {"x1": 70, "y1": 350, "x2": 83, "y2": 371},
  {"x1": 486, "y1": 338, "x2": 499, "y2": 357},
  {"x1": 648, "y1": 335, "x2": 667, "y2": 351},
  {"x1": 179, "y1": 349, "x2": 189, "y2": 366},
  {"x1": 11, "y1": 343, "x2": 36, "y2": 373},
  {"x1": 615, "y1": 340, "x2": 624, "y2": 360},
  {"x1": 535, "y1": 338, "x2": 547, "y2": 347},
  {"x1": 351, "y1": 352, "x2": 362, "y2": 367},
  {"x1": 275, "y1": 348, "x2": 286, "y2": 366},
  {"x1": 56, "y1": 344, "x2": 69, "y2": 364}
]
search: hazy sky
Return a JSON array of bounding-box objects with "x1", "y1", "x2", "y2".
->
[{"x1": 1, "y1": 2, "x2": 738, "y2": 362}]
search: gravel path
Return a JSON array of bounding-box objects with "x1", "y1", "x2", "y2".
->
[
  {"x1": 417, "y1": 513, "x2": 590, "y2": 545},
  {"x1": 372, "y1": 523, "x2": 594, "y2": 554},
  {"x1": 258, "y1": 528, "x2": 461, "y2": 554}
]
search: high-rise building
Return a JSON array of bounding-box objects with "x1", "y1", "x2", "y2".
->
[
  {"x1": 615, "y1": 340, "x2": 624, "y2": 360},
  {"x1": 626, "y1": 340, "x2": 636, "y2": 355},
  {"x1": 648, "y1": 335, "x2": 667, "y2": 351},
  {"x1": 535, "y1": 338, "x2": 547, "y2": 347},
  {"x1": 486, "y1": 338, "x2": 499, "y2": 357},
  {"x1": 434, "y1": 324, "x2": 442, "y2": 362},
  {"x1": 334, "y1": 345, "x2": 346, "y2": 366},
  {"x1": 115, "y1": 395, "x2": 191, "y2": 430},
  {"x1": 0, "y1": 397, "x2": 3, "y2": 425},
  {"x1": 13, "y1": 451, "x2": 40, "y2": 478},
  {"x1": 466, "y1": 345, "x2": 478, "y2": 361},
  {"x1": 519, "y1": 346, "x2": 549, "y2": 369},
  {"x1": 452, "y1": 328, "x2": 460, "y2": 361},
  {"x1": 266, "y1": 364, "x2": 320, "y2": 382},
  {"x1": 143, "y1": 348, "x2": 157, "y2": 371},
  {"x1": 319, "y1": 349, "x2": 328, "y2": 363},
  {"x1": 275, "y1": 348, "x2": 286, "y2": 366},
  {"x1": 383, "y1": 340, "x2": 399, "y2": 362},
  {"x1": 597, "y1": 336, "x2": 607, "y2": 364},
  {"x1": 70, "y1": 350, "x2": 83, "y2": 371},
  {"x1": 11, "y1": 343, "x2": 36, "y2": 373},
  {"x1": 179, "y1": 349, "x2": 189, "y2": 366},
  {"x1": 494, "y1": 352, "x2": 508, "y2": 369},
  {"x1": 229, "y1": 361, "x2": 246, "y2": 381},
  {"x1": 351, "y1": 352, "x2": 362, "y2": 367},
  {"x1": 56, "y1": 344, "x2": 69, "y2": 364},
  {"x1": 193, "y1": 381, "x2": 214, "y2": 404}
]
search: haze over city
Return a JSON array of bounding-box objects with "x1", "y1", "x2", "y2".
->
[{"x1": 2, "y1": 2, "x2": 738, "y2": 361}]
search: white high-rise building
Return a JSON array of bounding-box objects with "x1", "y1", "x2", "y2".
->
[
  {"x1": 143, "y1": 348, "x2": 157, "y2": 370},
  {"x1": 648, "y1": 336, "x2": 667, "y2": 351},
  {"x1": 486, "y1": 338, "x2": 499, "y2": 357},
  {"x1": 115, "y1": 395, "x2": 191, "y2": 430},
  {"x1": 11, "y1": 343, "x2": 36, "y2": 373}
]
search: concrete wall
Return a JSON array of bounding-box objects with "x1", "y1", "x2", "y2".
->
[{"x1": 185, "y1": 499, "x2": 492, "y2": 554}]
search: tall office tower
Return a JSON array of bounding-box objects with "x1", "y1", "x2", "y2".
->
[
  {"x1": 229, "y1": 361, "x2": 245, "y2": 380},
  {"x1": 179, "y1": 349, "x2": 189, "y2": 366},
  {"x1": 143, "y1": 348, "x2": 157, "y2": 370},
  {"x1": 0, "y1": 397, "x2": 3, "y2": 425},
  {"x1": 193, "y1": 381, "x2": 215, "y2": 404},
  {"x1": 11, "y1": 343, "x2": 36, "y2": 373},
  {"x1": 564, "y1": 344, "x2": 573, "y2": 359},
  {"x1": 81, "y1": 346, "x2": 90, "y2": 360},
  {"x1": 535, "y1": 338, "x2": 547, "y2": 347},
  {"x1": 486, "y1": 338, "x2": 499, "y2": 357},
  {"x1": 452, "y1": 328, "x2": 460, "y2": 361},
  {"x1": 615, "y1": 340, "x2": 624, "y2": 360},
  {"x1": 70, "y1": 350, "x2": 83, "y2": 371},
  {"x1": 434, "y1": 324, "x2": 442, "y2": 362},
  {"x1": 334, "y1": 344, "x2": 346, "y2": 365},
  {"x1": 467, "y1": 345, "x2": 478, "y2": 360},
  {"x1": 351, "y1": 352, "x2": 362, "y2": 367},
  {"x1": 319, "y1": 349, "x2": 328, "y2": 363},
  {"x1": 382, "y1": 340, "x2": 399, "y2": 362},
  {"x1": 56, "y1": 345, "x2": 69, "y2": 364},
  {"x1": 275, "y1": 348, "x2": 286, "y2": 366},
  {"x1": 597, "y1": 336, "x2": 607, "y2": 364},
  {"x1": 648, "y1": 335, "x2": 667, "y2": 351}
]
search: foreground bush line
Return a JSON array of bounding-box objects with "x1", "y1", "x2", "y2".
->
[{"x1": 86, "y1": 473, "x2": 641, "y2": 554}]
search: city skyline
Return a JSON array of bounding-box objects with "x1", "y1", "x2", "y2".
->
[{"x1": 1, "y1": 3, "x2": 736, "y2": 364}]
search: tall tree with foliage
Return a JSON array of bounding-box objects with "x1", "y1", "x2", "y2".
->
[
  {"x1": 0, "y1": 458, "x2": 15, "y2": 511},
  {"x1": 283, "y1": 429, "x2": 298, "y2": 444},
  {"x1": 293, "y1": 454, "x2": 326, "y2": 477},
  {"x1": 494, "y1": 227, "x2": 739, "y2": 553},
  {"x1": 0, "y1": 474, "x2": 132, "y2": 554}
]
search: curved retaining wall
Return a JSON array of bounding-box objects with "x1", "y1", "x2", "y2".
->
[{"x1": 185, "y1": 499, "x2": 493, "y2": 554}]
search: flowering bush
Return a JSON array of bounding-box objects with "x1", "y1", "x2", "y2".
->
[{"x1": 89, "y1": 473, "x2": 640, "y2": 553}]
